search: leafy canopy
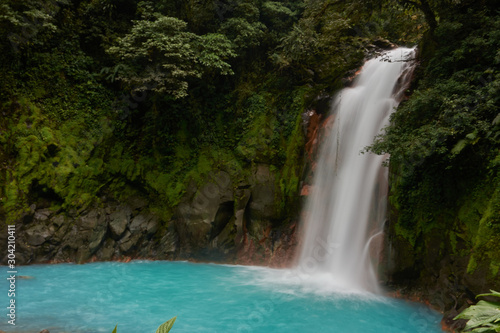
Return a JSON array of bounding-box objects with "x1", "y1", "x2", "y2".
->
[
  {"x1": 0, "y1": 0, "x2": 69, "y2": 54},
  {"x1": 107, "y1": 14, "x2": 235, "y2": 98}
]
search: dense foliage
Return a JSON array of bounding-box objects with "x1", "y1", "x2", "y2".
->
[{"x1": 0, "y1": 0, "x2": 426, "y2": 223}]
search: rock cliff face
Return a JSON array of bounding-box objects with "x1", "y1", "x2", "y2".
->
[
  {"x1": 0, "y1": 163, "x2": 299, "y2": 267},
  {"x1": 0, "y1": 98, "x2": 370, "y2": 274},
  {"x1": 1, "y1": 93, "x2": 333, "y2": 268}
]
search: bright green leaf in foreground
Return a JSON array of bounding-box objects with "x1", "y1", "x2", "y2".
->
[
  {"x1": 112, "y1": 317, "x2": 176, "y2": 332},
  {"x1": 156, "y1": 316, "x2": 177, "y2": 333},
  {"x1": 455, "y1": 290, "x2": 500, "y2": 332}
]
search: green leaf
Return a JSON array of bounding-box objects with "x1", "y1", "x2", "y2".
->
[
  {"x1": 471, "y1": 326, "x2": 497, "y2": 333},
  {"x1": 466, "y1": 132, "x2": 477, "y2": 140},
  {"x1": 455, "y1": 301, "x2": 500, "y2": 330},
  {"x1": 155, "y1": 317, "x2": 177, "y2": 333},
  {"x1": 112, "y1": 324, "x2": 117, "y2": 333},
  {"x1": 451, "y1": 139, "x2": 467, "y2": 155},
  {"x1": 477, "y1": 291, "x2": 500, "y2": 299},
  {"x1": 492, "y1": 113, "x2": 500, "y2": 125}
]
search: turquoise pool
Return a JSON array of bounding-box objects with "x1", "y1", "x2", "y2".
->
[{"x1": 0, "y1": 261, "x2": 442, "y2": 332}]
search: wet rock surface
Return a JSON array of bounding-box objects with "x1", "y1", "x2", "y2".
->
[{"x1": 0, "y1": 166, "x2": 298, "y2": 268}]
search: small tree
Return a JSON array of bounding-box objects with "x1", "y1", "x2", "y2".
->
[{"x1": 107, "y1": 15, "x2": 235, "y2": 99}]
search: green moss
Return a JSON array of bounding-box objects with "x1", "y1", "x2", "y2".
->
[
  {"x1": 467, "y1": 182, "x2": 500, "y2": 276},
  {"x1": 278, "y1": 112, "x2": 304, "y2": 214},
  {"x1": 1, "y1": 60, "x2": 113, "y2": 221},
  {"x1": 449, "y1": 231, "x2": 458, "y2": 254},
  {"x1": 394, "y1": 220, "x2": 418, "y2": 247},
  {"x1": 274, "y1": 89, "x2": 308, "y2": 217},
  {"x1": 236, "y1": 112, "x2": 275, "y2": 162},
  {"x1": 467, "y1": 255, "x2": 478, "y2": 274},
  {"x1": 490, "y1": 263, "x2": 500, "y2": 278},
  {"x1": 141, "y1": 146, "x2": 244, "y2": 220}
]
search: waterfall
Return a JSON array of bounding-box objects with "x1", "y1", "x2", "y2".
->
[{"x1": 296, "y1": 47, "x2": 416, "y2": 294}]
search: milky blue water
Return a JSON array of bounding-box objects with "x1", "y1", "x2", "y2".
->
[{"x1": 0, "y1": 261, "x2": 442, "y2": 333}]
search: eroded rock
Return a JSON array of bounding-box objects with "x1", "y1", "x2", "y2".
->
[
  {"x1": 109, "y1": 207, "x2": 131, "y2": 238},
  {"x1": 249, "y1": 164, "x2": 280, "y2": 221},
  {"x1": 119, "y1": 230, "x2": 142, "y2": 253},
  {"x1": 25, "y1": 224, "x2": 53, "y2": 246},
  {"x1": 34, "y1": 208, "x2": 52, "y2": 221},
  {"x1": 89, "y1": 223, "x2": 108, "y2": 253},
  {"x1": 3, "y1": 162, "x2": 296, "y2": 268}
]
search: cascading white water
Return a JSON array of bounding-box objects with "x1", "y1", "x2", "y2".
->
[{"x1": 297, "y1": 47, "x2": 416, "y2": 294}]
